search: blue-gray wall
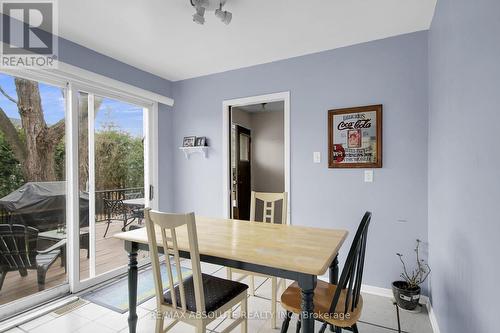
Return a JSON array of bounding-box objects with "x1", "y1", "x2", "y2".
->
[
  {"x1": 168, "y1": 31, "x2": 429, "y2": 290},
  {"x1": 61, "y1": 33, "x2": 176, "y2": 211},
  {"x1": 59, "y1": 38, "x2": 171, "y2": 97},
  {"x1": 428, "y1": 0, "x2": 500, "y2": 332},
  {"x1": 0, "y1": 13, "x2": 172, "y2": 97},
  {"x1": 58, "y1": 37, "x2": 175, "y2": 211},
  {"x1": 1, "y1": 13, "x2": 175, "y2": 211}
]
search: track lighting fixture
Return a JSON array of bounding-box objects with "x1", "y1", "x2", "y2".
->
[
  {"x1": 190, "y1": 0, "x2": 232, "y2": 25},
  {"x1": 192, "y1": 5, "x2": 206, "y2": 25},
  {"x1": 215, "y1": 3, "x2": 232, "y2": 25}
]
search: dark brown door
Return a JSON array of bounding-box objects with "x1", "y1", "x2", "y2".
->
[{"x1": 234, "y1": 125, "x2": 251, "y2": 220}]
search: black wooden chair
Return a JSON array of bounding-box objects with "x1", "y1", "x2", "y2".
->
[
  {"x1": 0, "y1": 224, "x2": 65, "y2": 292},
  {"x1": 280, "y1": 212, "x2": 372, "y2": 333}
]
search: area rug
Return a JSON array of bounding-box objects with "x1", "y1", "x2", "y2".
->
[{"x1": 82, "y1": 264, "x2": 192, "y2": 313}]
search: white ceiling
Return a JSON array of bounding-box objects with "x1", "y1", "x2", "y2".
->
[
  {"x1": 59, "y1": 0, "x2": 437, "y2": 82},
  {"x1": 235, "y1": 101, "x2": 284, "y2": 113}
]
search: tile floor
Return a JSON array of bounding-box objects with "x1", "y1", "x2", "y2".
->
[{"x1": 4, "y1": 262, "x2": 434, "y2": 333}]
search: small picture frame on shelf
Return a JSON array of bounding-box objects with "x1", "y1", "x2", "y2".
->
[
  {"x1": 183, "y1": 136, "x2": 196, "y2": 147},
  {"x1": 195, "y1": 136, "x2": 207, "y2": 147}
]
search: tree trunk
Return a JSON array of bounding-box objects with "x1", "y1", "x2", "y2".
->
[{"x1": 15, "y1": 78, "x2": 64, "y2": 182}]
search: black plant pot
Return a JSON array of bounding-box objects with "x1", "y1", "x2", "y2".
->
[{"x1": 392, "y1": 281, "x2": 421, "y2": 310}]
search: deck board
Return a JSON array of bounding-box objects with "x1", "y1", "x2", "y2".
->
[{"x1": 0, "y1": 220, "x2": 141, "y2": 306}]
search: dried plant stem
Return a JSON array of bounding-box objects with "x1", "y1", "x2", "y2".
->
[{"x1": 396, "y1": 239, "x2": 431, "y2": 289}]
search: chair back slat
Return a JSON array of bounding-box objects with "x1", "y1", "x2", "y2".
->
[
  {"x1": 352, "y1": 229, "x2": 367, "y2": 310},
  {"x1": 0, "y1": 233, "x2": 17, "y2": 268},
  {"x1": 13, "y1": 225, "x2": 28, "y2": 268},
  {"x1": 329, "y1": 212, "x2": 371, "y2": 315},
  {"x1": 159, "y1": 227, "x2": 177, "y2": 309},
  {"x1": 344, "y1": 257, "x2": 356, "y2": 312},
  {"x1": 170, "y1": 228, "x2": 187, "y2": 311},
  {"x1": 145, "y1": 209, "x2": 205, "y2": 313},
  {"x1": 0, "y1": 224, "x2": 38, "y2": 270},
  {"x1": 250, "y1": 191, "x2": 288, "y2": 224}
]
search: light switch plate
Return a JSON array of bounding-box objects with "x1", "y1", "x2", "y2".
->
[
  {"x1": 313, "y1": 152, "x2": 321, "y2": 163},
  {"x1": 364, "y1": 170, "x2": 374, "y2": 182}
]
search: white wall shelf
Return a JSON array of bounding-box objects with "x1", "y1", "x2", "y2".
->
[{"x1": 179, "y1": 146, "x2": 209, "y2": 159}]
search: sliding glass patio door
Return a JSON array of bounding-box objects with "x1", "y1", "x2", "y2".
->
[
  {"x1": 0, "y1": 70, "x2": 158, "y2": 318},
  {"x1": 0, "y1": 72, "x2": 70, "y2": 319},
  {"x1": 71, "y1": 86, "x2": 155, "y2": 291}
]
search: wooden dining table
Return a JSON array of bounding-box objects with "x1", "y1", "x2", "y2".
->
[{"x1": 114, "y1": 216, "x2": 348, "y2": 333}]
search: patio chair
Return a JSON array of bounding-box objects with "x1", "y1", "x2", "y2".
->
[
  {"x1": 102, "y1": 198, "x2": 135, "y2": 237},
  {"x1": 124, "y1": 192, "x2": 145, "y2": 224},
  {"x1": 0, "y1": 224, "x2": 65, "y2": 292}
]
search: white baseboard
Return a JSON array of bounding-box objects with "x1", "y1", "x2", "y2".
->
[
  {"x1": 360, "y1": 284, "x2": 440, "y2": 333},
  {"x1": 360, "y1": 284, "x2": 393, "y2": 298},
  {"x1": 426, "y1": 299, "x2": 441, "y2": 333}
]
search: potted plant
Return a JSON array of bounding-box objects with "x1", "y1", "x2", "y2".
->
[{"x1": 392, "y1": 239, "x2": 431, "y2": 310}]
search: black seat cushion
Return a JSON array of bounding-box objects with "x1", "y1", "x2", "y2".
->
[{"x1": 163, "y1": 273, "x2": 248, "y2": 313}]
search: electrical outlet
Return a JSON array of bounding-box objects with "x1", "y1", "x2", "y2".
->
[
  {"x1": 313, "y1": 152, "x2": 321, "y2": 163},
  {"x1": 364, "y1": 170, "x2": 374, "y2": 182}
]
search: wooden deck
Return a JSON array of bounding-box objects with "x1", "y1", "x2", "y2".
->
[{"x1": 0, "y1": 220, "x2": 143, "y2": 306}]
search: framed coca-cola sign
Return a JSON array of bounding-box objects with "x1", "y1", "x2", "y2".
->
[{"x1": 328, "y1": 105, "x2": 382, "y2": 168}]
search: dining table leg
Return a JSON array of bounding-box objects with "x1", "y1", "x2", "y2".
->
[
  {"x1": 125, "y1": 241, "x2": 139, "y2": 333},
  {"x1": 297, "y1": 274, "x2": 317, "y2": 333}
]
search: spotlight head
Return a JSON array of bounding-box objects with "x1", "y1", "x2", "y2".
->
[
  {"x1": 193, "y1": 6, "x2": 205, "y2": 24},
  {"x1": 191, "y1": 0, "x2": 209, "y2": 7},
  {"x1": 215, "y1": 8, "x2": 232, "y2": 25}
]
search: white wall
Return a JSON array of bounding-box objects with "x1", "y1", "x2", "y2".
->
[
  {"x1": 231, "y1": 108, "x2": 252, "y2": 129},
  {"x1": 231, "y1": 108, "x2": 285, "y2": 193},
  {"x1": 251, "y1": 111, "x2": 284, "y2": 193}
]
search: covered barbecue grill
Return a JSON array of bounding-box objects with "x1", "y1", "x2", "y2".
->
[{"x1": 0, "y1": 182, "x2": 89, "y2": 232}]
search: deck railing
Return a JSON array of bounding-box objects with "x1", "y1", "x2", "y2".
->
[{"x1": 95, "y1": 187, "x2": 144, "y2": 221}]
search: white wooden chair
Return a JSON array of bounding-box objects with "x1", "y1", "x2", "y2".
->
[
  {"x1": 145, "y1": 208, "x2": 248, "y2": 333},
  {"x1": 227, "y1": 191, "x2": 288, "y2": 329}
]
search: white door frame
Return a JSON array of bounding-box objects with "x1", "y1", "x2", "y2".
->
[
  {"x1": 69, "y1": 85, "x2": 159, "y2": 292},
  {"x1": 222, "y1": 92, "x2": 291, "y2": 223}
]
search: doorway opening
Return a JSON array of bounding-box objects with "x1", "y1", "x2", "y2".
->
[{"x1": 222, "y1": 92, "x2": 290, "y2": 223}]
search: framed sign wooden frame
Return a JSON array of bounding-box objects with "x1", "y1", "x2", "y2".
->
[{"x1": 328, "y1": 105, "x2": 383, "y2": 168}]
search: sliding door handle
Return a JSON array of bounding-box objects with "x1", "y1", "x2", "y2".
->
[{"x1": 149, "y1": 185, "x2": 154, "y2": 201}]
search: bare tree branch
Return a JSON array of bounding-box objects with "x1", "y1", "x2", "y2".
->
[
  {"x1": 0, "y1": 106, "x2": 26, "y2": 163},
  {"x1": 0, "y1": 85, "x2": 18, "y2": 105}
]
